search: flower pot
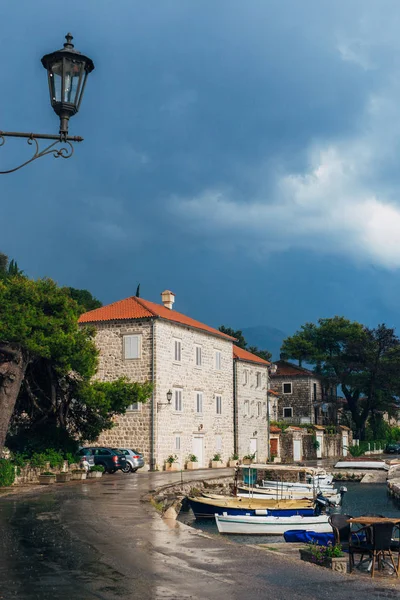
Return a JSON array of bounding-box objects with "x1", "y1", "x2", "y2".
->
[
  {"x1": 228, "y1": 460, "x2": 238, "y2": 468},
  {"x1": 165, "y1": 463, "x2": 178, "y2": 471},
  {"x1": 39, "y1": 475, "x2": 56, "y2": 485},
  {"x1": 186, "y1": 462, "x2": 198, "y2": 470},
  {"x1": 56, "y1": 473, "x2": 71, "y2": 483},
  {"x1": 299, "y1": 549, "x2": 348, "y2": 573},
  {"x1": 88, "y1": 471, "x2": 103, "y2": 478},
  {"x1": 242, "y1": 459, "x2": 252, "y2": 465},
  {"x1": 211, "y1": 461, "x2": 223, "y2": 468},
  {"x1": 71, "y1": 471, "x2": 87, "y2": 480}
]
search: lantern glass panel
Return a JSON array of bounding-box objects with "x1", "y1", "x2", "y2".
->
[
  {"x1": 50, "y1": 60, "x2": 63, "y2": 103},
  {"x1": 63, "y1": 58, "x2": 84, "y2": 104}
]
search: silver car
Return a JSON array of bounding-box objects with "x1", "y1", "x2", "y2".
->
[{"x1": 114, "y1": 448, "x2": 145, "y2": 473}]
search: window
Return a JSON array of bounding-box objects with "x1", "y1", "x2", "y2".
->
[
  {"x1": 196, "y1": 392, "x2": 203, "y2": 414},
  {"x1": 174, "y1": 389, "x2": 183, "y2": 412},
  {"x1": 244, "y1": 400, "x2": 249, "y2": 416},
  {"x1": 283, "y1": 382, "x2": 292, "y2": 394},
  {"x1": 216, "y1": 395, "x2": 222, "y2": 415},
  {"x1": 195, "y1": 345, "x2": 202, "y2": 367},
  {"x1": 123, "y1": 334, "x2": 141, "y2": 359},
  {"x1": 94, "y1": 448, "x2": 111, "y2": 456},
  {"x1": 175, "y1": 436, "x2": 181, "y2": 450},
  {"x1": 215, "y1": 351, "x2": 222, "y2": 370},
  {"x1": 243, "y1": 370, "x2": 249, "y2": 385},
  {"x1": 215, "y1": 435, "x2": 222, "y2": 451},
  {"x1": 257, "y1": 402, "x2": 262, "y2": 417},
  {"x1": 283, "y1": 407, "x2": 293, "y2": 418},
  {"x1": 256, "y1": 372, "x2": 261, "y2": 388},
  {"x1": 174, "y1": 339, "x2": 182, "y2": 362},
  {"x1": 127, "y1": 402, "x2": 141, "y2": 412},
  {"x1": 313, "y1": 382, "x2": 317, "y2": 400}
]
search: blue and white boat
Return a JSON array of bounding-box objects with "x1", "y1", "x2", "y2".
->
[
  {"x1": 215, "y1": 513, "x2": 331, "y2": 535},
  {"x1": 187, "y1": 495, "x2": 315, "y2": 519}
]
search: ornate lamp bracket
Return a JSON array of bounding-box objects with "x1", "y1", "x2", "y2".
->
[{"x1": 0, "y1": 131, "x2": 83, "y2": 174}]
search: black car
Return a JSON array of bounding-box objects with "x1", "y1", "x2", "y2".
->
[
  {"x1": 385, "y1": 443, "x2": 400, "y2": 454},
  {"x1": 78, "y1": 447, "x2": 127, "y2": 473}
]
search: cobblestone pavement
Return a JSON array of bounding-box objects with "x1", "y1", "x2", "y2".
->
[{"x1": 0, "y1": 468, "x2": 399, "y2": 600}]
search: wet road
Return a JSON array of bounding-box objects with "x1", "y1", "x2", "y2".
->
[{"x1": 1, "y1": 469, "x2": 400, "y2": 600}]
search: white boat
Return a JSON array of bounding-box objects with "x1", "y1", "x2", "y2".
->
[
  {"x1": 334, "y1": 460, "x2": 389, "y2": 471},
  {"x1": 215, "y1": 513, "x2": 331, "y2": 535},
  {"x1": 237, "y1": 487, "x2": 342, "y2": 506},
  {"x1": 261, "y1": 480, "x2": 334, "y2": 492}
]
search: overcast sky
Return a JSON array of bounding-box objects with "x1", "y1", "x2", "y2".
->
[{"x1": 2, "y1": 1, "x2": 400, "y2": 336}]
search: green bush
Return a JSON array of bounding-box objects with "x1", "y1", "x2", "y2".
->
[
  {"x1": 0, "y1": 459, "x2": 15, "y2": 487},
  {"x1": 90, "y1": 465, "x2": 105, "y2": 473},
  {"x1": 65, "y1": 452, "x2": 78, "y2": 465},
  {"x1": 348, "y1": 444, "x2": 365, "y2": 457},
  {"x1": 10, "y1": 452, "x2": 28, "y2": 468},
  {"x1": 30, "y1": 453, "x2": 48, "y2": 468}
]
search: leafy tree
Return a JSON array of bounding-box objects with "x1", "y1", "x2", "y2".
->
[
  {"x1": 219, "y1": 326, "x2": 272, "y2": 362},
  {"x1": 281, "y1": 317, "x2": 400, "y2": 439},
  {"x1": 0, "y1": 253, "x2": 23, "y2": 279},
  {"x1": 0, "y1": 276, "x2": 151, "y2": 452},
  {"x1": 65, "y1": 287, "x2": 102, "y2": 312}
]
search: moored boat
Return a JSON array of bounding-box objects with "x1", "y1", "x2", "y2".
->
[
  {"x1": 334, "y1": 459, "x2": 389, "y2": 471},
  {"x1": 188, "y1": 495, "x2": 315, "y2": 519},
  {"x1": 261, "y1": 479, "x2": 334, "y2": 492},
  {"x1": 237, "y1": 487, "x2": 343, "y2": 506},
  {"x1": 215, "y1": 513, "x2": 331, "y2": 535}
]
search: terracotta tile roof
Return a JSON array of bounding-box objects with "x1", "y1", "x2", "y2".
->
[
  {"x1": 268, "y1": 389, "x2": 279, "y2": 396},
  {"x1": 78, "y1": 296, "x2": 236, "y2": 341},
  {"x1": 271, "y1": 360, "x2": 318, "y2": 378},
  {"x1": 232, "y1": 345, "x2": 270, "y2": 365},
  {"x1": 270, "y1": 426, "x2": 282, "y2": 433}
]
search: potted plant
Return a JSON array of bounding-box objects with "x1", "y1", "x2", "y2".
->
[
  {"x1": 165, "y1": 454, "x2": 179, "y2": 471},
  {"x1": 299, "y1": 543, "x2": 347, "y2": 573},
  {"x1": 70, "y1": 469, "x2": 87, "y2": 480},
  {"x1": 56, "y1": 472, "x2": 72, "y2": 483},
  {"x1": 186, "y1": 454, "x2": 198, "y2": 470},
  {"x1": 39, "y1": 471, "x2": 56, "y2": 485},
  {"x1": 211, "y1": 453, "x2": 223, "y2": 468},
  {"x1": 242, "y1": 453, "x2": 256, "y2": 465},
  {"x1": 88, "y1": 465, "x2": 105, "y2": 478},
  {"x1": 228, "y1": 453, "x2": 239, "y2": 468}
]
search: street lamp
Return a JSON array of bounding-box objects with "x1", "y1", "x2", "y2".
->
[
  {"x1": 0, "y1": 33, "x2": 94, "y2": 174},
  {"x1": 157, "y1": 390, "x2": 173, "y2": 411}
]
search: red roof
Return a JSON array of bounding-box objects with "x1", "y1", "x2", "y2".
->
[
  {"x1": 268, "y1": 390, "x2": 279, "y2": 396},
  {"x1": 270, "y1": 426, "x2": 282, "y2": 433},
  {"x1": 271, "y1": 360, "x2": 317, "y2": 378},
  {"x1": 233, "y1": 345, "x2": 270, "y2": 365},
  {"x1": 78, "y1": 296, "x2": 236, "y2": 341}
]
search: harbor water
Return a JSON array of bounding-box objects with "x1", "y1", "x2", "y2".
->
[{"x1": 178, "y1": 482, "x2": 400, "y2": 545}]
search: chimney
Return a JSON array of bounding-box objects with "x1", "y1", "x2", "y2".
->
[{"x1": 161, "y1": 290, "x2": 175, "y2": 310}]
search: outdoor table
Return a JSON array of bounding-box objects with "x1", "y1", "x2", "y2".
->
[{"x1": 347, "y1": 517, "x2": 400, "y2": 576}]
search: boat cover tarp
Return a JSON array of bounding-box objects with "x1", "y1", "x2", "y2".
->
[{"x1": 283, "y1": 530, "x2": 334, "y2": 544}]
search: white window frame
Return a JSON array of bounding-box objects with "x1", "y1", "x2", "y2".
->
[
  {"x1": 283, "y1": 406, "x2": 293, "y2": 418},
  {"x1": 195, "y1": 391, "x2": 203, "y2": 414},
  {"x1": 123, "y1": 334, "x2": 142, "y2": 360},
  {"x1": 195, "y1": 345, "x2": 202, "y2": 367},
  {"x1": 216, "y1": 395, "x2": 222, "y2": 415},
  {"x1": 174, "y1": 389, "x2": 183, "y2": 412},
  {"x1": 215, "y1": 350, "x2": 222, "y2": 370},
  {"x1": 257, "y1": 401, "x2": 262, "y2": 417},
  {"x1": 173, "y1": 338, "x2": 182, "y2": 363},
  {"x1": 215, "y1": 435, "x2": 222, "y2": 451},
  {"x1": 282, "y1": 382, "x2": 293, "y2": 395},
  {"x1": 127, "y1": 402, "x2": 142, "y2": 412},
  {"x1": 244, "y1": 400, "x2": 249, "y2": 416},
  {"x1": 243, "y1": 369, "x2": 249, "y2": 385},
  {"x1": 256, "y1": 372, "x2": 261, "y2": 388},
  {"x1": 175, "y1": 436, "x2": 181, "y2": 451}
]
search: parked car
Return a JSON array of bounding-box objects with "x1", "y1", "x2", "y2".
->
[
  {"x1": 114, "y1": 448, "x2": 145, "y2": 473},
  {"x1": 385, "y1": 443, "x2": 400, "y2": 454},
  {"x1": 78, "y1": 447, "x2": 127, "y2": 473}
]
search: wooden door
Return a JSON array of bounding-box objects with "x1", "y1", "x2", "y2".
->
[{"x1": 270, "y1": 438, "x2": 278, "y2": 457}]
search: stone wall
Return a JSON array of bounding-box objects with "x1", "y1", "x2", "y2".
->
[
  {"x1": 89, "y1": 319, "x2": 154, "y2": 464},
  {"x1": 235, "y1": 360, "x2": 270, "y2": 461},
  {"x1": 272, "y1": 375, "x2": 323, "y2": 424},
  {"x1": 154, "y1": 320, "x2": 234, "y2": 470},
  {"x1": 278, "y1": 429, "x2": 353, "y2": 463}
]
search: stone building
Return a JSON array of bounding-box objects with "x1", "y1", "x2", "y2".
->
[
  {"x1": 79, "y1": 290, "x2": 236, "y2": 470},
  {"x1": 270, "y1": 360, "x2": 338, "y2": 426},
  {"x1": 233, "y1": 346, "x2": 270, "y2": 462}
]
